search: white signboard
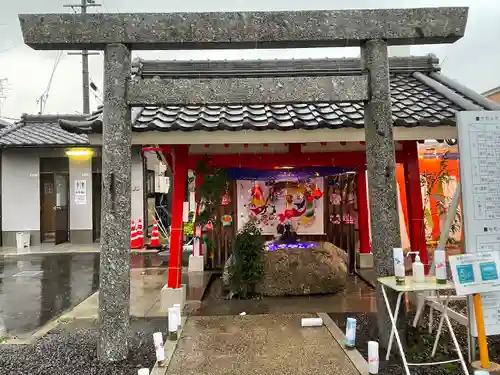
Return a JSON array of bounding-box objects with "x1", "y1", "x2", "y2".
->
[
  {"x1": 74, "y1": 180, "x2": 87, "y2": 205},
  {"x1": 449, "y1": 252, "x2": 500, "y2": 295},
  {"x1": 457, "y1": 111, "x2": 500, "y2": 336}
]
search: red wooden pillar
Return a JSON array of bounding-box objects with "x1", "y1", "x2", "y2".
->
[
  {"x1": 167, "y1": 145, "x2": 189, "y2": 289},
  {"x1": 403, "y1": 141, "x2": 428, "y2": 271},
  {"x1": 356, "y1": 169, "x2": 371, "y2": 254}
]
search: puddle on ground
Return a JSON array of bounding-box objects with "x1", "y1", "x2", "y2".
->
[{"x1": 0, "y1": 254, "x2": 100, "y2": 336}]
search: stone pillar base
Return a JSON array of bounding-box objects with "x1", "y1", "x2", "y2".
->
[
  {"x1": 356, "y1": 252, "x2": 374, "y2": 269},
  {"x1": 161, "y1": 283, "x2": 186, "y2": 312},
  {"x1": 472, "y1": 361, "x2": 500, "y2": 374},
  {"x1": 188, "y1": 255, "x2": 204, "y2": 272}
]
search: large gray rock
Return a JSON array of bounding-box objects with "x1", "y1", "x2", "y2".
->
[{"x1": 223, "y1": 242, "x2": 348, "y2": 297}]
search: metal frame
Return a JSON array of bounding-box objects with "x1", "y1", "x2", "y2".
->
[{"x1": 382, "y1": 284, "x2": 469, "y2": 375}]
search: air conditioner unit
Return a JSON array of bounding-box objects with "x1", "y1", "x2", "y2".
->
[
  {"x1": 155, "y1": 161, "x2": 167, "y2": 175},
  {"x1": 154, "y1": 176, "x2": 170, "y2": 194}
]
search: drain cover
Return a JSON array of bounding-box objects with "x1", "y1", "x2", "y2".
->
[{"x1": 13, "y1": 271, "x2": 43, "y2": 278}]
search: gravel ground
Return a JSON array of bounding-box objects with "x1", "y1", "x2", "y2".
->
[
  {"x1": 0, "y1": 317, "x2": 167, "y2": 375},
  {"x1": 330, "y1": 300, "x2": 500, "y2": 375}
]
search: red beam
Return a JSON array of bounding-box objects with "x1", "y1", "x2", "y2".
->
[
  {"x1": 168, "y1": 145, "x2": 189, "y2": 289},
  {"x1": 402, "y1": 141, "x2": 428, "y2": 273},
  {"x1": 356, "y1": 169, "x2": 371, "y2": 254},
  {"x1": 289, "y1": 143, "x2": 302, "y2": 154},
  {"x1": 187, "y1": 151, "x2": 406, "y2": 170}
]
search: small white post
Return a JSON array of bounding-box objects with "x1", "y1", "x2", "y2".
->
[
  {"x1": 173, "y1": 303, "x2": 182, "y2": 329},
  {"x1": 345, "y1": 317, "x2": 356, "y2": 348},
  {"x1": 153, "y1": 332, "x2": 165, "y2": 367},
  {"x1": 368, "y1": 341, "x2": 379, "y2": 374},
  {"x1": 300, "y1": 317, "x2": 323, "y2": 327},
  {"x1": 168, "y1": 307, "x2": 178, "y2": 341}
]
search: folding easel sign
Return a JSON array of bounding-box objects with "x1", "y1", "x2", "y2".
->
[{"x1": 449, "y1": 251, "x2": 500, "y2": 296}]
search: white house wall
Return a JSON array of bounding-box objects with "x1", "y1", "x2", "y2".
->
[
  {"x1": 131, "y1": 148, "x2": 144, "y2": 225},
  {"x1": 1, "y1": 147, "x2": 146, "y2": 247},
  {"x1": 69, "y1": 158, "x2": 93, "y2": 243},
  {"x1": 1, "y1": 149, "x2": 40, "y2": 245}
]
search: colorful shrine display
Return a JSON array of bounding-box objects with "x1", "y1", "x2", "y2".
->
[{"x1": 237, "y1": 178, "x2": 325, "y2": 235}]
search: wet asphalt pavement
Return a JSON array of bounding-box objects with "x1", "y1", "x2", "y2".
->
[{"x1": 0, "y1": 254, "x2": 100, "y2": 337}]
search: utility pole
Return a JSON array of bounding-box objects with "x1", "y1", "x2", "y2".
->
[{"x1": 64, "y1": 0, "x2": 101, "y2": 114}]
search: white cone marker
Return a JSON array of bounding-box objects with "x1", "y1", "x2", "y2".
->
[{"x1": 368, "y1": 341, "x2": 379, "y2": 374}]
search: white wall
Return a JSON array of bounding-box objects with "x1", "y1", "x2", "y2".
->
[
  {"x1": 1, "y1": 149, "x2": 40, "y2": 231},
  {"x1": 1, "y1": 148, "x2": 146, "y2": 237},
  {"x1": 69, "y1": 158, "x2": 92, "y2": 230},
  {"x1": 131, "y1": 148, "x2": 144, "y2": 223}
]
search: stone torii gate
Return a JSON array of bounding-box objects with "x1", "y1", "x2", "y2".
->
[{"x1": 19, "y1": 7, "x2": 468, "y2": 361}]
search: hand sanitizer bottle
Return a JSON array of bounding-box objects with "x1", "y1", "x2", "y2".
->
[
  {"x1": 434, "y1": 248, "x2": 447, "y2": 284},
  {"x1": 412, "y1": 254, "x2": 425, "y2": 283},
  {"x1": 393, "y1": 248, "x2": 405, "y2": 285}
]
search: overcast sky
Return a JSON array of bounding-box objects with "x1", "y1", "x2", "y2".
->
[{"x1": 0, "y1": 0, "x2": 499, "y2": 120}]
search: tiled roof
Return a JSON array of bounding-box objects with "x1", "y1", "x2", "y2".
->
[
  {"x1": 59, "y1": 57, "x2": 500, "y2": 135},
  {"x1": 0, "y1": 118, "x2": 12, "y2": 128},
  {"x1": 131, "y1": 74, "x2": 462, "y2": 132},
  {"x1": 0, "y1": 114, "x2": 89, "y2": 147}
]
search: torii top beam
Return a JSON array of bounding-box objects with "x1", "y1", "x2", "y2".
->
[{"x1": 19, "y1": 7, "x2": 468, "y2": 50}]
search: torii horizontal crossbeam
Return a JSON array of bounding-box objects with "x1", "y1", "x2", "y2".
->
[
  {"x1": 19, "y1": 7, "x2": 468, "y2": 50},
  {"x1": 127, "y1": 75, "x2": 368, "y2": 105}
]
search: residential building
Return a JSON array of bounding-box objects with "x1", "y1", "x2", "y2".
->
[
  {"x1": 483, "y1": 85, "x2": 500, "y2": 103},
  {"x1": 0, "y1": 114, "x2": 165, "y2": 247}
]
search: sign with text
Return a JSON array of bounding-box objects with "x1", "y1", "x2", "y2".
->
[
  {"x1": 449, "y1": 252, "x2": 500, "y2": 296},
  {"x1": 457, "y1": 111, "x2": 500, "y2": 336},
  {"x1": 74, "y1": 179, "x2": 87, "y2": 205}
]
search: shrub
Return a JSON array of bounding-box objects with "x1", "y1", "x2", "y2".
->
[{"x1": 229, "y1": 218, "x2": 265, "y2": 298}]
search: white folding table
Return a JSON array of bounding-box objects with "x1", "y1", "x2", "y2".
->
[{"x1": 378, "y1": 276, "x2": 469, "y2": 375}]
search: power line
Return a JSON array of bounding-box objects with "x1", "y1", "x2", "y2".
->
[
  {"x1": 90, "y1": 77, "x2": 103, "y2": 103},
  {"x1": 64, "y1": 0, "x2": 101, "y2": 114},
  {"x1": 0, "y1": 44, "x2": 21, "y2": 55},
  {"x1": 36, "y1": 51, "x2": 63, "y2": 114}
]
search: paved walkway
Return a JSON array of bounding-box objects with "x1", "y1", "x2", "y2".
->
[{"x1": 167, "y1": 314, "x2": 360, "y2": 375}]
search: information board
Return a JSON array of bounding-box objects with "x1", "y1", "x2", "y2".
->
[
  {"x1": 449, "y1": 252, "x2": 500, "y2": 295},
  {"x1": 457, "y1": 111, "x2": 500, "y2": 337}
]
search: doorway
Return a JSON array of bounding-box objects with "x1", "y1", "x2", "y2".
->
[{"x1": 40, "y1": 158, "x2": 70, "y2": 244}]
